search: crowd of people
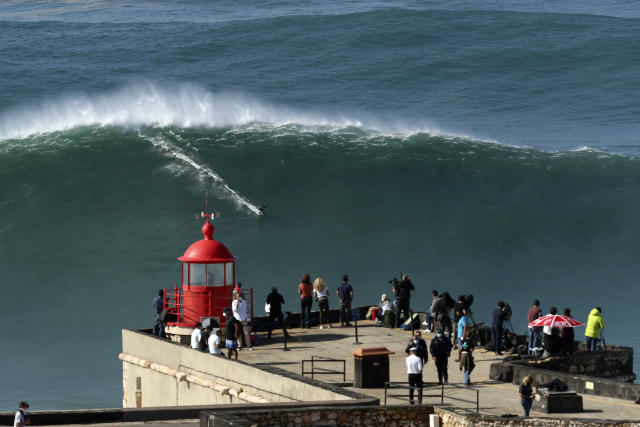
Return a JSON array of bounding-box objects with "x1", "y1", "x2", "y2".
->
[
  {"x1": 152, "y1": 274, "x2": 608, "y2": 417},
  {"x1": 527, "y1": 301, "x2": 606, "y2": 357}
]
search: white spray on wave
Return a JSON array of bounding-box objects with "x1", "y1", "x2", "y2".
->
[
  {"x1": 0, "y1": 81, "x2": 371, "y2": 139},
  {"x1": 0, "y1": 81, "x2": 456, "y2": 140}
]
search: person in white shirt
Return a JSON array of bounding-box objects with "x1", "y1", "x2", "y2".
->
[
  {"x1": 543, "y1": 306, "x2": 558, "y2": 336},
  {"x1": 190, "y1": 322, "x2": 202, "y2": 349},
  {"x1": 208, "y1": 328, "x2": 223, "y2": 356},
  {"x1": 14, "y1": 401, "x2": 30, "y2": 427},
  {"x1": 406, "y1": 347, "x2": 424, "y2": 404},
  {"x1": 232, "y1": 292, "x2": 253, "y2": 350}
]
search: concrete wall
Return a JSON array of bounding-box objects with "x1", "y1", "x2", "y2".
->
[
  {"x1": 528, "y1": 349, "x2": 634, "y2": 380},
  {"x1": 120, "y1": 329, "x2": 365, "y2": 408}
]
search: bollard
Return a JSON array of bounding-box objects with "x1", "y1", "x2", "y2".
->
[
  {"x1": 283, "y1": 328, "x2": 289, "y2": 351},
  {"x1": 352, "y1": 307, "x2": 361, "y2": 345}
]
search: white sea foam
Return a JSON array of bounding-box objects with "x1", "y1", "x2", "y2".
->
[
  {"x1": 140, "y1": 132, "x2": 262, "y2": 215},
  {"x1": 0, "y1": 81, "x2": 449, "y2": 140}
]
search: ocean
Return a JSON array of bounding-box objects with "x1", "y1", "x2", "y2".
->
[{"x1": 1, "y1": 0, "x2": 640, "y2": 410}]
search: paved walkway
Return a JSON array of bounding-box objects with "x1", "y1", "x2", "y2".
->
[{"x1": 238, "y1": 321, "x2": 640, "y2": 421}]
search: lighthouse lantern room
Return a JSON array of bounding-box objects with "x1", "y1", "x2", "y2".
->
[{"x1": 164, "y1": 198, "x2": 252, "y2": 330}]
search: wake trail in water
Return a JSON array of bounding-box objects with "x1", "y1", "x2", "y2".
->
[{"x1": 140, "y1": 133, "x2": 262, "y2": 215}]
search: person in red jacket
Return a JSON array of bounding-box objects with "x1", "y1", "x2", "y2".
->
[{"x1": 298, "y1": 274, "x2": 314, "y2": 328}]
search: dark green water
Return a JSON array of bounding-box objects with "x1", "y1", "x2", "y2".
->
[{"x1": 2, "y1": 0, "x2": 640, "y2": 410}]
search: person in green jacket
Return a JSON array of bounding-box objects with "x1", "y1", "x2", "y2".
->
[{"x1": 585, "y1": 307, "x2": 605, "y2": 352}]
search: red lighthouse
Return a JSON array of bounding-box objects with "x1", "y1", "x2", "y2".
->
[{"x1": 164, "y1": 199, "x2": 252, "y2": 335}]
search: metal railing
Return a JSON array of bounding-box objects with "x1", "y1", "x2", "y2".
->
[
  {"x1": 163, "y1": 285, "x2": 254, "y2": 327},
  {"x1": 301, "y1": 356, "x2": 346, "y2": 382},
  {"x1": 384, "y1": 381, "x2": 480, "y2": 413},
  {"x1": 384, "y1": 382, "x2": 444, "y2": 406}
]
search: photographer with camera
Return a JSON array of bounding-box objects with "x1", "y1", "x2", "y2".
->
[{"x1": 393, "y1": 274, "x2": 415, "y2": 328}]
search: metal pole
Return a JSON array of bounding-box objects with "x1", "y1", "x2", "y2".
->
[
  {"x1": 476, "y1": 389, "x2": 480, "y2": 414},
  {"x1": 343, "y1": 360, "x2": 346, "y2": 383},
  {"x1": 312, "y1": 355, "x2": 315, "y2": 379},
  {"x1": 283, "y1": 326, "x2": 289, "y2": 351},
  {"x1": 441, "y1": 382, "x2": 444, "y2": 404},
  {"x1": 354, "y1": 318, "x2": 360, "y2": 344},
  {"x1": 410, "y1": 310, "x2": 414, "y2": 336},
  {"x1": 384, "y1": 384, "x2": 387, "y2": 406}
]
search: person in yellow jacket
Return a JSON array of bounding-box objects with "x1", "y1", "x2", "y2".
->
[{"x1": 585, "y1": 307, "x2": 604, "y2": 352}]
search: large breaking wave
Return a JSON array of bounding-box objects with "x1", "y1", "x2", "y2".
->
[{"x1": 0, "y1": 82, "x2": 454, "y2": 141}]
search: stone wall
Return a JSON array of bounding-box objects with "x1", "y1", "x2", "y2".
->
[
  {"x1": 434, "y1": 407, "x2": 640, "y2": 426},
  {"x1": 203, "y1": 405, "x2": 435, "y2": 427},
  {"x1": 201, "y1": 405, "x2": 640, "y2": 427}
]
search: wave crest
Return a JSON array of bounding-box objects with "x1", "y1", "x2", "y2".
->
[
  {"x1": 0, "y1": 82, "x2": 363, "y2": 139},
  {"x1": 0, "y1": 81, "x2": 455, "y2": 140}
]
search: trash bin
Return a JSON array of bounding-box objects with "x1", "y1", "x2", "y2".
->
[{"x1": 352, "y1": 347, "x2": 395, "y2": 388}]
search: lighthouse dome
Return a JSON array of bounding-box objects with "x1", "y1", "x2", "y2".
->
[{"x1": 177, "y1": 221, "x2": 235, "y2": 263}]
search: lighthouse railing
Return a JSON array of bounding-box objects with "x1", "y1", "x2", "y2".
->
[{"x1": 163, "y1": 285, "x2": 254, "y2": 327}]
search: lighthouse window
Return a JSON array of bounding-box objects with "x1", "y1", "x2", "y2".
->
[
  {"x1": 189, "y1": 264, "x2": 206, "y2": 286},
  {"x1": 206, "y1": 263, "x2": 224, "y2": 286},
  {"x1": 225, "y1": 262, "x2": 234, "y2": 286}
]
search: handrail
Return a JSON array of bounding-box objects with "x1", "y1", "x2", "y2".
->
[
  {"x1": 301, "y1": 355, "x2": 346, "y2": 382},
  {"x1": 384, "y1": 381, "x2": 479, "y2": 413},
  {"x1": 384, "y1": 381, "x2": 444, "y2": 406}
]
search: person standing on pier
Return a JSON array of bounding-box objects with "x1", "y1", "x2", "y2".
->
[
  {"x1": 313, "y1": 277, "x2": 331, "y2": 329},
  {"x1": 520, "y1": 376, "x2": 535, "y2": 417},
  {"x1": 153, "y1": 289, "x2": 165, "y2": 338},
  {"x1": 527, "y1": 300, "x2": 542, "y2": 355},
  {"x1": 456, "y1": 307, "x2": 471, "y2": 362},
  {"x1": 405, "y1": 331, "x2": 428, "y2": 365},
  {"x1": 459, "y1": 330, "x2": 475, "y2": 385},
  {"x1": 223, "y1": 307, "x2": 239, "y2": 360},
  {"x1": 337, "y1": 274, "x2": 354, "y2": 327},
  {"x1": 298, "y1": 274, "x2": 314, "y2": 329},
  {"x1": 14, "y1": 402, "x2": 30, "y2": 427},
  {"x1": 453, "y1": 295, "x2": 469, "y2": 347},
  {"x1": 430, "y1": 329, "x2": 452, "y2": 384},
  {"x1": 585, "y1": 307, "x2": 605, "y2": 352},
  {"x1": 233, "y1": 292, "x2": 253, "y2": 350},
  {"x1": 561, "y1": 307, "x2": 575, "y2": 355},
  {"x1": 266, "y1": 285, "x2": 289, "y2": 339},
  {"x1": 492, "y1": 301, "x2": 507, "y2": 355},
  {"x1": 393, "y1": 274, "x2": 415, "y2": 328},
  {"x1": 406, "y1": 347, "x2": 424, "y2": 404}
]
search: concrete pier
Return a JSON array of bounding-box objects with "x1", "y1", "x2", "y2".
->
[{"x1": 236, "y1": 321, "x2": 640, "y2": 421}]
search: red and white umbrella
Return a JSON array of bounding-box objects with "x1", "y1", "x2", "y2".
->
[{"x1": 528, "y1": 314, "x2": 584, "y2": 328}]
